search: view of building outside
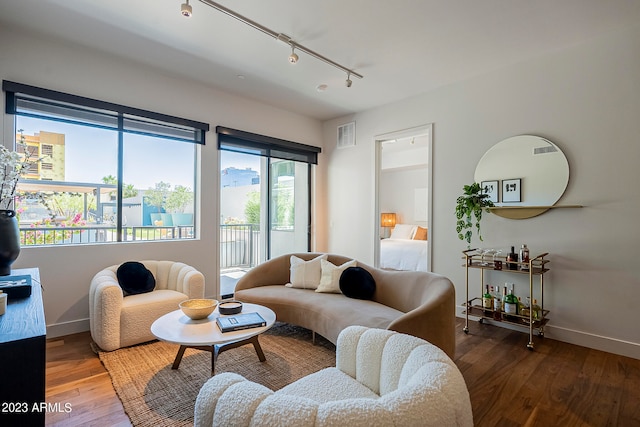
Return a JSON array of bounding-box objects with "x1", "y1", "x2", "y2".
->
[
  {"x1": 13, "y1": 115, "x2": 196, "y2": 245},
  {"x1": 219, "y1": 150, "x2": 309, "y2": 296}
]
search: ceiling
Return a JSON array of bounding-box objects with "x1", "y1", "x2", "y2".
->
[{"x1": 2, "y1": 0, "x2": 640, "y2": 121}]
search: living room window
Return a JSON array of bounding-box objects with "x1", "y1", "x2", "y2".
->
[{"x1": 3, "y1": 80, "x2": 209, "y2": 246}]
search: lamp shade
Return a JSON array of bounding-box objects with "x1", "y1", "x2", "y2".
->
[{"x1": 381, "y1": 213, "x2": 397, "y2": 227}]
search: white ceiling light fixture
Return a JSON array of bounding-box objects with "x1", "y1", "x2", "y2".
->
[
  {"x1": 180, "y1": 0, "x2": 192, "y2": 17},
  {"x1": 183, "y1": 0, "x2": 363, "y2": 84}
]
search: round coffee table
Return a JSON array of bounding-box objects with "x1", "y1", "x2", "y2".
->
[{"x1": 151, "y1": 302, "x2": 276, "y2": 375}]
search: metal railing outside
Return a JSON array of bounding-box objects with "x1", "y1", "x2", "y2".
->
[
  {"x1": 19, "y1": 223, "x2": 259, "y2": 271},
  {"x1": 220, "y1": 223, "x2": 260, "y2": 269},
  {"x1": 19, "y1": 225, "x2": 195, "y2": 245}
]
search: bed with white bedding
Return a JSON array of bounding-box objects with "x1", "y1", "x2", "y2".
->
[{"x1": 380, "y1": 224, "x2": 428, "y2": 271}]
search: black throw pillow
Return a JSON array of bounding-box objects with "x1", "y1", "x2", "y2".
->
[
  {"x1": 116, "y1": 261, "x2": 156, "y2": 296},
  {"x1": 339, "y1": 267, "x2": 376, "y2": 300}
]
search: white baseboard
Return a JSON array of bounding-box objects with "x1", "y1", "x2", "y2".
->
[
  {"x1": 47, "y1": 318, "x2": 90, "y2": 339},
  {"x1": 455, "y1": 310, "x2": 640, "y2": 360}
]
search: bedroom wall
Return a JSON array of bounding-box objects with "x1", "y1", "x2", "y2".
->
[
  {"x1": 379, "y1": 167, "x2": 428, "y2": 226},
  {"x1": 0, "y1": 25, "x2": 324, "y2": 337},
  {"x1": 321, "y1": 23, "x2": 640, "y2": 359}
]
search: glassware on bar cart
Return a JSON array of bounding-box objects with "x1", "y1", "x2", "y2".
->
[
  {"x1": 480, "y1": 248, "x2": 495, "y2": 266},
  {"x1": 493, "y1": 249, "x2": 503, "y2": 270}
]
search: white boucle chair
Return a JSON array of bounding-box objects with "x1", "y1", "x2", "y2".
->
[
  {"x1": 194, "y1": 325, "x2": 473, "y2": 427},
  {"x1": 89, "y1": 260, "x2": 205, "y2": 351}
]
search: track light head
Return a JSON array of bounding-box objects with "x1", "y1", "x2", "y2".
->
[
  {"x1": 345, "y1": 72, "x2": 353, "y2": 87},
  {"x1": 181, "y1": 1, "x2": 192, "y2": 17},
  {"x1": 288, "y1": 48, "x2": 299, "y2": 64}
]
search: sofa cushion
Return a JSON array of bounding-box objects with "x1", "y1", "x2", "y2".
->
[
  {"x1": 235, "y1": 285, "x2": 403, "y2": 344},
  {"x1": 315, "y1": 259, "x2": 357, "y2": 293},
  {"x1": 340, "y1": 267, "x2": 376, "y2": 300},
  {"x1": 116, "y1": 261, "x2": 156, "y2": 296},
  {"x1": 278, "y1": 367, "x2": 379, "y2": 402},
  {"x1": 119, "y1": 289, "x2": 188, "y2": 348},
  {"x1": 286, "y1": 254, "x2": 327, "y2": 290}
]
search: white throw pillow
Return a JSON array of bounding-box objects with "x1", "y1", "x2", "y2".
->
[
  {"x1": 286, "y1": 254, "x2": 328, "y2": 290},
  {"x1": 315, "y1": 259, "x2": 357, "y2": 293},
  {"x1": 389, "y1": 224, "x2": 416, "y2": 240}
]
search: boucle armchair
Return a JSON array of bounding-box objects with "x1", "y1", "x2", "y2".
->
[
  {"x1": 194, "y1": 326, "x2": 473, "y2": 427},
  {"x1": 89, "y1": 260, "x2": 205, "y2": 351}
]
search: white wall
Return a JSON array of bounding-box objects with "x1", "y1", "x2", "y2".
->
[
  {"x1": 0, "y1": 26, "x2": 323, "y2": 337},
  {"x1": 380, "y1": 167, "x2": 428, "y2": 225},
  {"x1": 321, "y1": 24, "x2": 640, "y2": 359}
]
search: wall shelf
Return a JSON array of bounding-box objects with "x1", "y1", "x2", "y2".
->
[{"x1": 488, "y1": 205, "x2": 583, "y2": 219}]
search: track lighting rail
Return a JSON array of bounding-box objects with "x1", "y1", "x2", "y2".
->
[{"x1": 195, "y1": 0, "x2": 363, "y2": 81}]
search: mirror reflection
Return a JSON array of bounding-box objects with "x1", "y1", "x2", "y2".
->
[
  {"x1": 474, "y1": 135, "x2": 569, "y2": 208},
  {"x1": 377, "y1": 126, "x2": 431, "y2": 272}
]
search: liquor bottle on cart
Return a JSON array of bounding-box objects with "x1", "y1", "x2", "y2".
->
[
  {"x1": 493, "y1": 287, "x2": 502, "y2": 320},
  {"x1": 507, "y1": 246, "x2": 519, "y2": 270},
  {"x1": 520, "y1": 244, "x2": 530, "y2": 271},
  {"x1": 503, "y1": 284, "x2": 519, "y2": 321},
  {"x1": 482, "y1": 284, "x2": 493, "y2": 315}
]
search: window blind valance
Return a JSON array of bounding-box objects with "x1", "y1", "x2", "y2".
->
[
  {"x1": 217, "y1": 126, "x2": 321, "y2": 164},
  {"x1": 3, "y1": 80, "x2": 209, "y2": 144}
]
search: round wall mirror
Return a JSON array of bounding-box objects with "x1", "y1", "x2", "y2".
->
[{"x1": 474, "y1": 135, "x2": 569, "y2": 219}]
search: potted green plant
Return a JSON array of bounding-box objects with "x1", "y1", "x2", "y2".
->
[
  {"x1": 166, "y1": 185, "x2": 194, "y2": 226},
  {"x1": 455, "y1": 182, "x2": 494, "y2": 247}
]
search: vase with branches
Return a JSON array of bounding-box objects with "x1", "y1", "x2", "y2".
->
[
  {"x1": 0, "y1": 130, "x2": 42, "y2": 274},
  {"x1": 1, "y1": 130, "x2": 41, "y2": 210}
]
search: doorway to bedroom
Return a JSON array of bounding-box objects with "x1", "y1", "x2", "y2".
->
[{"x1": 374, "y1": 124, "x2": 433, "y2": 272}]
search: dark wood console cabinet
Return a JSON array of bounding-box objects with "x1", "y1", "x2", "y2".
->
[{"x1": 0, "y1": 268, "x2": 45, "y2": 426}]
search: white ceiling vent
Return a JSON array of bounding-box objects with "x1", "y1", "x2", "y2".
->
[{"x1": 337, "y1": 121, "x2": 356, "y2": 148}]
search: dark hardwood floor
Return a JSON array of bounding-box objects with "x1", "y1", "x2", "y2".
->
[
  {"x1": 44, "y1": 319, "x2": 640, "y2": 426},
  {"x1": 455, "y1": 318, "x2": 640, "y2": 426}
]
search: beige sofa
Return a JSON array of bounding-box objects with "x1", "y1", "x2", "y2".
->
[{"x1": 235, "y1": 253, "x2": 456, "y2": 358}]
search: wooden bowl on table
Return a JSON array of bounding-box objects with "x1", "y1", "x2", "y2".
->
[{"x1": 179, "y1": 298, "x2": 218, "y2": 320}]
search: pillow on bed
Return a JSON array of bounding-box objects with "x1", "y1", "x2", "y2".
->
[
  {"x1": 413, "y1": 226, "x2": 428, "y2": 240},
  {"x1": 389, "y1": 224, "x2": 416, "y2": 240},
  {"x1": 339, "y1": 267, "x2": 376, "y2": 300},
  {"x1": 315, "y1": 259, "x2": 357, "y2": 293},
  {"x1": 286, "y1": 254, "x2": 328, "y2": 289}
]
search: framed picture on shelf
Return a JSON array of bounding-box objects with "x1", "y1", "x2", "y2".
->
[
  {"x1": 480, "y1": 180, "x2": 499, "y2": 203},
  {"x1": 502, "y1": 178, "x2": 521, "y2": 202}
]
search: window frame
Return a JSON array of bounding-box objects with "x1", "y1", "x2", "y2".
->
[
  {"x1": 3, "y1": 81, "x2": 209, "y2": 245},
  {"x1": 217, "y1": 126, "x2": 320, "y2": 258}
]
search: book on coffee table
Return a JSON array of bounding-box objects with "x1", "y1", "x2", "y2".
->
[{"x1": 216, "y1": 312, "x2": 267, "y2": 333}]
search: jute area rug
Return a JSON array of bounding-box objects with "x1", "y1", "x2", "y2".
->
[{"x1": 97, "y1": 322, "x2": 336, "y2": 427}]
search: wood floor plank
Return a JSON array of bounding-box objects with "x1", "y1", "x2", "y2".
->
[{"x1": 45, "y1": 322, "x2": 640, "y2": 426}]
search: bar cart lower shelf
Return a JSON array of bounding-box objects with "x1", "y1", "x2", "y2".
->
[
  {"x1": 461, "y1": 249, "x2": 550, "y2": 350},
  {"x1": 462, "y1": 298, "x2": 550, "y2": 349}
]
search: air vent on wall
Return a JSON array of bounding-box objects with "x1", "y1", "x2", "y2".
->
[
  {"x1": 533, "y1": 145, "x2": 558, "y2": 155},
  {"x1": 337, "y1": 121, "x2": 356, "y2": 148}
]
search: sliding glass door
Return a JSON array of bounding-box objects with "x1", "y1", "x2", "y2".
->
[
  {"x1": 269, "y1": 159, "x2": 310, "y2": 258},
  {"x1": 218, "y1": 128, "x2": 319, "y2": 298},
  {"x1": 220, "y1": 151, "x2": 265, "y2": 295}
]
